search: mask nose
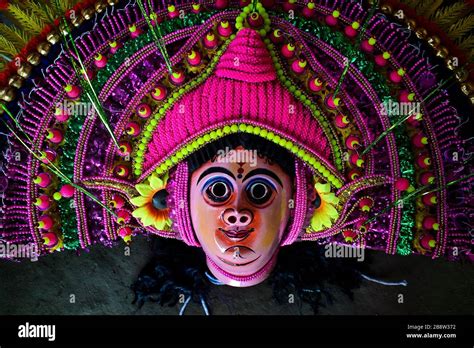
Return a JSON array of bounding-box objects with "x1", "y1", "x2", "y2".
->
[{"x1": 222, "y1": 208, "x2": 253, "y2": 227}]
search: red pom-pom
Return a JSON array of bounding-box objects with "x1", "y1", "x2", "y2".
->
[
  {"x1": 0, "y1": 0, "x2": 9, "y2": 10},
  {"x1": 395, "y1": 178, "x2": 410, "y2": 191}
]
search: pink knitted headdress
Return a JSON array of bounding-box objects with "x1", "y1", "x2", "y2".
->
[{"x1": 143, "y1": 28, "x2": 335, "y2": 178}]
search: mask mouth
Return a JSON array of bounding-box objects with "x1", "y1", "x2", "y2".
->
[{"x1": 218, "y1": 227, "x2": 255, "y2": 241}]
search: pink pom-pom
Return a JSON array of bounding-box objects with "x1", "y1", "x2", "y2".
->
[
  {"x1": 348, "y1": 168, "x2": 361, "y2": 181},
  {"x1": 374, "y1": 54, "x2": 389, "y2": 67},
  {"x1": 422, "y1": 192, "x2": 437, "y2": 206},
  {"x1": 420, "y1": 234, "x2": 436, "y2": 249},
  {"x1": 281, "y1": 43, "x2": 296, "y2": 58},
  {"x1": 40, "y1": 150, "x2": 56, "y2": 164},
  {"x1": 118, "y1": 226, "x2": 133, "y2": 238},
  {"x1": 359, "y1": 197, "x2": 374, "y2": 212},
  {"x1": 60, "y1": 184, "x2": 75, "y2": 198},
  {"x1": 282, "y1": 0, "x2": 297, "y2": 11},
  {"x1": 34, "y1": 195, "x2": 51, "y2": 211},
  {"x1": 423, "y1": 216, "x2": 439, "y2": 231},
  {"x1": 342, "y1": 230, "x2": 358, "y2": 242},
  {"x1": 136, "y1": 103, "x2": 152, "y2": 118},
  {"x1": 335, "y1": 114, "x2": 350, "y2": 128},
  {"x1": 344, "y1": 26, "x2": 357, "y2": 38},
  {"x1": 169, "y1": 70, "x2": 185, "y2": 85},
  {"x1": 416, "y1": 153, "x2": 431, "y2": 169},
  {"x1": 291, "y1": 59, "x2": 307, "y2": 74},
  {"x1": 325, "y1": 15, "x2": 338, "y2": 26},
  {"x1": 34, "y1": 173, "x2": 52, "y2": 188},
  {"x1": 389, "y1": 70, "x2": 403, "y2": 83},
  {"x1": 203, "y1": 32, "x2": 218, "y2": 49},
  {"x1": 151, "y1": 85, "x2": 167, "y2": 101},
  {"x1": 54, "y1": 107, "x2": 69, "y2": 122},
  {"x1": 42, "y1": 232, "x2": 59, "y2": 248},
  {"x1": 325, "y1": 94, "x2": 340, "y2": 109},
  {"x1": 270, "y1": 29, "x2": 284, "y2": 44},
  {"x1": 111, "y1": 194, "x2": 125, "y2": 209},
  {"x1": 46, "y1": 129, "x2": 64, "y2": 144},
  {"x1": 117, "y1": 210, "x2": 131, "y2": 224},
  {"x1": 419, "y1": 172, "x2": 435, "y2": 186},
  {"x1": 109, "y1": 41, "x2": 123, "y2": 54},
  {"x1": 64, "y1": 84, "x2": 81, "y2": 100},
  {"x1": 345, "y1": 135, "x2": 360, "y2": 150},
  {"x1": 38, "y1": 215, "x2": 54, "y2": 230},
  {"x1": 248, "y1": 12, "x2": 264, "y2": 28},
  {"x1": 308, "y1": 76, "x2": 323, "y2": 92},
  {"x1": 118, "y1": 141, "x2": 132, "y2": 157},
  {"x1": 115, "y1": 165, "x2": 130, "y2": 178},
  {"x1": 126, "y1": 122, "x2": 141, "y2": 137},
  {"x1": 412, "y1": 133, "x2": 428, "y2": 148},
  {"x1": 214, "y1": 0, "x2": 229, "y2": 9},
  {"x1": 361, "y1": 39, "x2": 375, "y2": 53},
  {"x1": 395, "y1": 178, "x2": 410, "y2": 191},
  {"x1": 350, "y1": 153, "x2": 364, "y2": 167},
  {"x1": 94, "y1": 54, "x2": 107, "y2": 69}
]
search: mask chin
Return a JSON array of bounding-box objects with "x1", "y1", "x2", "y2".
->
[{"x1": 205, "y1": 248, "x2": 281, "y2": 287}]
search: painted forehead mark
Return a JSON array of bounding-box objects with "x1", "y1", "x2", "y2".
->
[
  {"x1": 237, "y1": 162, "x2": 245, "y2": 180},
  {"x1": 242, "y1": 168, "x2": 283, "y2": 187},
  {"x1": 197, "y1": 167, "x2": 236, "y2": 184}
]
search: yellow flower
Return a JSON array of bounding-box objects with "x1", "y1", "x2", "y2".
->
[
  {"x1": 310, "y1": 182, "x2": 340, "y2": 232},
  {"x1": 131, "y1": 173, "x2": 171, "y2": 231}
]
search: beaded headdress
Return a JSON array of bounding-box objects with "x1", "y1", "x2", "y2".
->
[{"x1": 0, "y1": 0, "x2": 472, "y2": 274}]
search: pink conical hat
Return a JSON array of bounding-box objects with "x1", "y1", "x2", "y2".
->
[
  {"x1": 215, "y1": 28, "x2": 277, "y2": 83},
  {"x1": 144, "y1": 28, "x2": 337, "y2": 182}
]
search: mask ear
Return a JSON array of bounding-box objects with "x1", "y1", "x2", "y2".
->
[
  {"x1": 170, "y1": 161, "x2": 201, "y2": 247},
  {"x1": 280, "y1": 158, "x2": 309, "y2": 246}
]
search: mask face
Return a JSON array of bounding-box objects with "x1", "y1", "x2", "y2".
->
[{"x1": 190, "y1": 146, "x2": 293, "y2": 286}]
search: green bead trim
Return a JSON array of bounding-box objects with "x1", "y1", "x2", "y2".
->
[
  {"x1": 265, "y1": 41, "x2": 344, "y2": 172},
  {"x1": 148, "y1": 123, "x2": 343, "y2": 188},
  {"x1": 57, "y1": 97, "x2": 87, "y2": 250},
  {"x1": 133, "y1": 35, "x2": 236, "y2": 176}
]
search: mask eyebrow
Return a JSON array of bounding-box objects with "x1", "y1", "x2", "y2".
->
[
  {"x1": 242, "y1": 168, "x2": 283, "y2": 187},
  {"x1": 197, "y1": 167, "x2": 236, "y2": 184}
]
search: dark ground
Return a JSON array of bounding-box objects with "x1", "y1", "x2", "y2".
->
[{"x1": 0, "y1": 236, "x2": 473, "y2": 315}]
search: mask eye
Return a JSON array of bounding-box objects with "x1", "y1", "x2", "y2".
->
[
  {"x1": 204, "y1": 178, "x2": 232, "y2": 203},
  {"x1": 246, "y1": 179, "x2": 274, "y2": 206}
]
